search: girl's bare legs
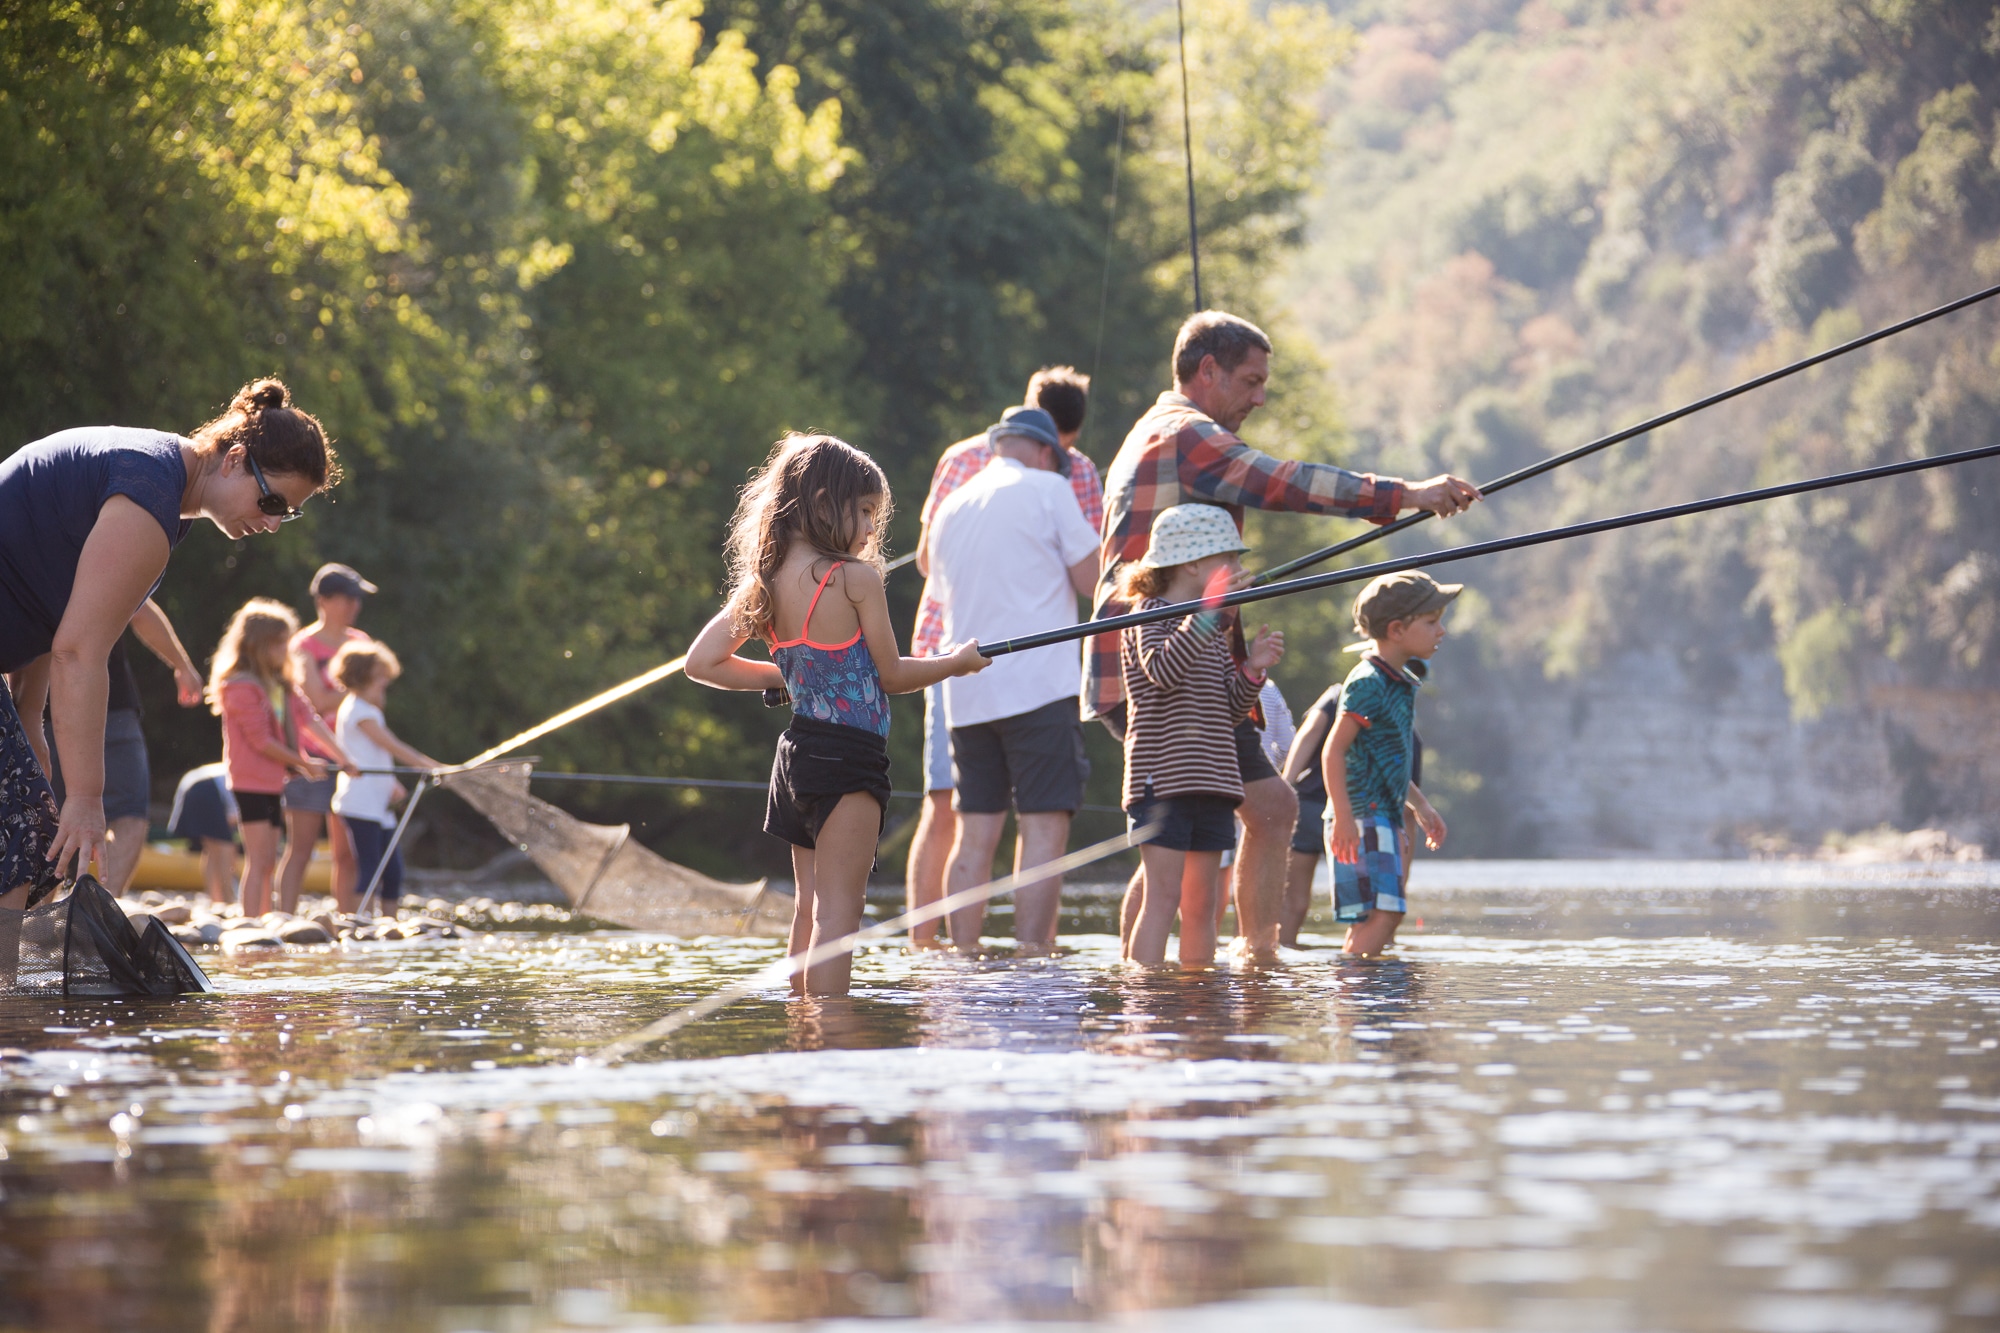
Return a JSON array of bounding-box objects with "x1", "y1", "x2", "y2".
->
[
  {"x1": 803, "y1": 792, "x2": 878, "y2": 997},
  {"x1": 200, "y1": 837, "x2": 238, "y2": 905},
  {"x1": 1129, "y1": 844, "x2": 1187, "y2": 965},
  {"x1": 1178, "y1": 851, "x2": 1225, "y2": 966},
  {"x1": 238, "y1": 822, "x2": 280, "y2": 918},
  {"x1": 1280, "y1": 850, "x2": 1318, "y2": 947},
  {"x1": 277, "y1": 808, "x2": 322, "y2": 914},
  {"x1": 1119, "y1": 865, "x2": 1144, "y2": 958},
  {"x1": 788, "y1": 845, "x2": 818, "y2": 997},
  {"x1": 329, "y1": 814, "x2": 359, "y2": 913}
]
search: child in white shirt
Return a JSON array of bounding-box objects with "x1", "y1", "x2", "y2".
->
[{"x1": 329, "y1": 641, "x2": 439, "y2": 913}]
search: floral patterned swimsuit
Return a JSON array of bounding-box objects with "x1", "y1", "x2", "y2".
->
[
  {"x1": 762, "y1": 561, "x2": 894, "y2": 850},
  {"x1": 769, "y1": 562, "x2": 890, "y2": 738}
]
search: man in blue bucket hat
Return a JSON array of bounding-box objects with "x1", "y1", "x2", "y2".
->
[{"x1": 921, "y1": 403, "x2": 1101, "y2": 956}]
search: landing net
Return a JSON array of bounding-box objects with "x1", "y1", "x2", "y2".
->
[
  {"x1": 0, "y1": 876, "x2": 214, "y2": 997},
  {"x1": 435, "y1": 762, "x2": 792, "y2": 937}
]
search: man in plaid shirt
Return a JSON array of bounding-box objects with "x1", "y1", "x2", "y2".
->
[
  {"x1": 1094, "y1": 311, "x2": 1480, "y2": 960},
  {"x1": 905, "y1": 366, "x2": 1103, "y2": 946}
]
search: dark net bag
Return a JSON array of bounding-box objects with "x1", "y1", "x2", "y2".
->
[{"x1": 0, "y1": 875, "x2": 213, "y2": 997}]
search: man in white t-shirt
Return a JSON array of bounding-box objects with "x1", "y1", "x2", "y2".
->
[{"x1": 922, "y1": 407, "x2": 1100, "y2": 954}]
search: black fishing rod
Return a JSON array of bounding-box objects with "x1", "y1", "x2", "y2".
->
[
  {"x1": 1255, "y1": 281, "x2": 2000, "y2": 586},
  {"x1": 978, "y1": 440, "x2": 2000, "y2": 657},
  {"x1": 1175, "y1": 0, "x2": 1201, "y2": 310}
]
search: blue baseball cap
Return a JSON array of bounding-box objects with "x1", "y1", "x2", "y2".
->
[{"x1": 987, "y1": 406, "x2": 1069, "y2": 475}]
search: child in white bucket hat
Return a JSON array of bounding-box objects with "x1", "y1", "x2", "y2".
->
[{"x1": 1113, "y1": 504, "x2": 1285, "y2": 966}]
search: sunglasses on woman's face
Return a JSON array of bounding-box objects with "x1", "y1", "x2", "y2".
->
[{"x1": 243, "y1": 451, "x2": 306, "y2": 522}]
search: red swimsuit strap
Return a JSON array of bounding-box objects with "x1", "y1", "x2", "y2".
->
[{"x1": 770, "y1": 561, "x2": 861, "y2": 651}]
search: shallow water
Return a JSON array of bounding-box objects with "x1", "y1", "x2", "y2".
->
[{"x1": 2, "y1": 865, "x2": 1997, "y2": 1332}]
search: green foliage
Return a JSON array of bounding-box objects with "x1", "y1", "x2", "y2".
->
[
  {"x1": 1, "y1": 0, "x2": 1344, "y2": 872},
  {"x1": 1279, "y1": 0, "x2": 2000, "y2": 849}
]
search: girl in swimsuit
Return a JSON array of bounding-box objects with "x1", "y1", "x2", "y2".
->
[{"x1": 688, "y1": 434, "x2": 988, "y2": 997}]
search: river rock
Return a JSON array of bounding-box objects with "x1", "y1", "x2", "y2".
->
[
  {"x1": 278, "y1": 920, "x2": 334, "y2": 945},
  {"x1": 219, "y1": 925, "x2": 285, "y2": 953},
  {"x1": 151, "y1": 902, "x2": 194, "y2": 925}
]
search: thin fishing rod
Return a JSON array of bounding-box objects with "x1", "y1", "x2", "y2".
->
[
  {"x1": 1175, "y1": 0, "x2": 1201, "y2": 310},
  {"x1": 590, "y1": 823, "x2": 1158, "y2": 1064},
  {"x1": 979, "y1": 439, "x2": 2000, "y2": 657},
  {"x1": 1256, "y1": 280, "x2": 2000, "y2": 586},
  {"x1": 355, "y1": 775, "x2": 429, "y2": 917},
  {"x1": 462, "y1": 653, "x2": 689, "y2": 767}
]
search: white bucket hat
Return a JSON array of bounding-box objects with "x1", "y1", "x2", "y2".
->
[{"x1": 1134, "y1": 504, "x2": 1249, "y2": 569}]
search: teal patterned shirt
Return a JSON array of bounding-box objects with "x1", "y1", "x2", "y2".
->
[{"x1": 1335, "y1": 655, "x2": 1423, "y2": 826}]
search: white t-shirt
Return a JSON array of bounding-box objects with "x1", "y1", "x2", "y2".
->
[
  {"x1": 331, "y1": 696, "x2": 397, "y2": 827},
  {"x1": 930, "y1": 456, "x2": 1100, "y2": 728}
]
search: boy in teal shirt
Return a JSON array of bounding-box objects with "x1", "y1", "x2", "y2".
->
[{"x1": 1323, "y1": 571, "x2": 1457, "y2": 957}]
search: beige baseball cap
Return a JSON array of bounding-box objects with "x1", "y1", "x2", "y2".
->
[
  {"x1": 1350, "y1": 570, "x2": 1462, "y2": 643},
  {"x1": 1133, "y1": 504, "x2": 1249, "y2": 569}
]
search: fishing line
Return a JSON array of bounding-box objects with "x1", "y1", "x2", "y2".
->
[
  {"x1": 1256, "y1": 281, "x2": 2000, "y2": 586},
  {"x1": 460, "y1": 654, "x2": 689, "y2": 767},
  {"x1": 1089, "y1": 103, "x2": 1128, "y2": 428},
  {"x1": 980, "y1": 439, "x2": 2000, "y2": 657},
  {"x1": 1175, "y1": 0, "x2": 1201, "y2": 310},
  {"x1": 590, "y1": 823, "x2": 1160, "y2": 1064}
]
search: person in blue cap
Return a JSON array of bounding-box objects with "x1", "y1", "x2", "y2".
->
[{"x1": 920, "y1": 406, "x2": 1101, "y2": 954}]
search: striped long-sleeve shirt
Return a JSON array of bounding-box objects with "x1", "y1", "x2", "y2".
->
[
  {"x1": 1085, "y1": 392, "x2": 1406, "y2": 718},
  {"x1": 1120, "y1": 600, "x2": 1264, "y2": 808}
]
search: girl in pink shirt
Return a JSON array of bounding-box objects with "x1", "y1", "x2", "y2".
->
[{"x1": 208, "y1": 598, "x2": 345, "y2": 916}]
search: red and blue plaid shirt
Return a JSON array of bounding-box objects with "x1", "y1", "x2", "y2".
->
[
  {"x1": 1084, "y1": 392, "x2": 1406, "y2": 719},
  {"x1": 912, "y1": 434, "x2": 1104, "y2": 657}
]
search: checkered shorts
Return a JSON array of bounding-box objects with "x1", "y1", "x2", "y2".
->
[{"x1": 1329, "y1": 810, "x2": 1406, "y2": 922}]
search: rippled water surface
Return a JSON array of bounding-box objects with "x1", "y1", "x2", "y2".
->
[{"x1": 3, "y1": 864, "x2": 1997, "y2": 1332}]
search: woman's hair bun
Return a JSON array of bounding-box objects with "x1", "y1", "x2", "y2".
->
[{"x1": 237, "y1": 378, "x2": 291, "y2": 413}]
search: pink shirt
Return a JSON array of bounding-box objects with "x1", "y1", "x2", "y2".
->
[
  {"x1": 291, "y1": 626, "x2": 365, "y2": 758},
  {"x1": 220, "y1": 676, "x2": 291, "y2": 794}
]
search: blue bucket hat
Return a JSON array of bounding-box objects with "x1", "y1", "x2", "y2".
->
[{"x1": 987, "y1": 406, "x2": 1069, "y2": 475}]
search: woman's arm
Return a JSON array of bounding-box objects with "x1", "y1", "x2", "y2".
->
[
  {"x1": 46, "y1": 498, "x2": 170, "y2": 875},
  {"x1": 357, "y1": 716, "x2": 440, "y2": 772},
  {"x1": 1282, "y1": 708, "x2": 1334, "y2": 786},
  {"x1": 301, "y1": 709, "x2": 356, "y2": 773},
  {"x1": 292, "y1": 643, "x2": 344, "y2": 715},
  {"x1": 847, "y1": 563, "x2": 987, "y2": 693},
  {"x1": 129, "y1": 598, "x2": 204, "y2": 707},
  {"x1": 8, "y1": 657, "x2": 52, "y2": 778},
  {"x1": 685, "y1": 608, "x2": 785, "y2": 691}
]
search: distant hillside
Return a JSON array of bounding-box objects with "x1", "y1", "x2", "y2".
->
[{"x1": 1263, "y1": 0, "x2": 2000, "y2": 855}]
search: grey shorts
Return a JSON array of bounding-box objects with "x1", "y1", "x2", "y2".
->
[
  {"x1": 47, "y1": 708, "x2": 149, "y2": 822},
  {"x1": 283, "y1": 773, "x2": 336, "y2": 815},
  {"x1": 950, "y1": 697, "x2": 1088, "y2": 815},
  {"x1": 921, "y1": 681, "x2": 954, "y2": 792}
]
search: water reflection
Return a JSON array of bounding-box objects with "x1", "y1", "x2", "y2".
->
[{"x1": 0, "y1": 878, "x2": 1995, "y2": 1330}]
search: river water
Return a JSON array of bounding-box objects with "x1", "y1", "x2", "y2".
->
[{"x1": 2, "y1": 861, "x2": 1996, "y2": 1332}]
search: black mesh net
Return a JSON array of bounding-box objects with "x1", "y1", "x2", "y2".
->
[
  {"x1": 0, "y1": 875, "x2": 215, "y2": 997},
  {"x1": 437, "y1": 762, "x2": 792, "y2": 936}
]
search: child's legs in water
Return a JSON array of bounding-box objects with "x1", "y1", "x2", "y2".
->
[
  {"x1": 238, "y1": 820, "x2": 280, "y2": 917},
  {"x1": 787, "y1": 846, "x2": 817, "y2": 996},
  {"x1": 1177, "y1": 850, "x2": 1226, "y2": 966},
  {"x1": 1129, "y1": 843, "x2": 1187, "y2": 965},
  {"x1": 802, "y1": 791, "x2": 878, "y2": 997},
  {"x1": 1119, "y1": 865, "x2": 1144, "y2": 957},
  {"x1": 1342, "y1": 909, "x2": 1403, "y2": 956},
  {"x1": 1281, "y1": 850, "x2": 1318, "y2": 946}
]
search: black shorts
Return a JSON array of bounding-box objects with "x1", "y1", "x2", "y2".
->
[
  {"x1": 1234, "y1": 717, "x2": 1279, "y2": 785},
  {"x1": 764, "y1": 715, "x2": 891, "y2": 850},
  {"x1": 1292, "y1": 785, "x2": 1327, "y2": 854},
  {"x1": 1127, "y1": 787, "x2": 1239, "y2": 854},
  {"x1": 950, "y1": 697, "x2": 1088, "y2": 815},
  {"x1": 233, "y1": 790, "x2": 285, "y2": 827}
]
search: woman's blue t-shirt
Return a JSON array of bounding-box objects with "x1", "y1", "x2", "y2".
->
[{"x1": 0, "y1": 428, "x2": 193, "y2": 673}]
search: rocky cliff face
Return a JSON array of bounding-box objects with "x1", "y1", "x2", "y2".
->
[{"x1": 1461, "y1": 649, "x2": 1996, "y2": 858}]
